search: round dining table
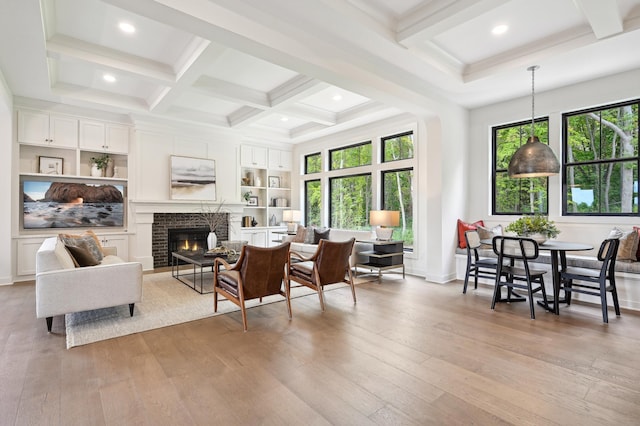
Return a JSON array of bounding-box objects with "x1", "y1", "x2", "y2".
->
[{"x1": 535, "y1": 240, "x2": 593, "y2": 314}]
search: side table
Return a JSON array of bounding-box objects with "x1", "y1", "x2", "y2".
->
[{"x1": 355, "y1": 240, "x2": 405, "y2": 281}]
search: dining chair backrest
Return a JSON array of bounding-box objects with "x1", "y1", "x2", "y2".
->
[
  {"x1": 596, "y1": 237, "x2": 619, "y2": 278},
  {"x1": 492, "y1": 236, "x2": 539, "y2": 261},
  {"x1": 465, "y1": 230, "x2": 482, "y2": 251}
]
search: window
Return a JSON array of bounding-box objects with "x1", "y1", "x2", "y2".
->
[
  {"x1": 563, "y1": 100, "x2": 639, "y2": 215},
  {"x1": 382, "y1": 168, "x2": 413, "y2": 247},
  {"x1": 305, "y1": 179, "x2": 321, "y2": 226},
  {"x1": 492, "y1": 119, "x2": 550, "y2": 214},
  {"x1": 382, "y1": 131, "x2": 414, "y2": 162},
  {"x1": 329, "y1": 173, "x2": 372, "y2": 229},
  {"x1": 329, "y1": 142, "x2": 371, "y2": 170},
  {"x1": 305, "y1": 152, "x2": 321, "y2": 174}
]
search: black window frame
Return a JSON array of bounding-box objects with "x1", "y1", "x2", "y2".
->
[
  {"x1": 562, "y1": 99, "x2": 640, "y2": 216},
  {"x1": 329, "y1": 141, "x2": 372, "y2": 171},
  {"x1": 381, "y1": 131, "x2": 414, "y2": 163},
  {"x1": 492, "y1": 117, "x2": 550, "y2": 215},
  {"x1": 328, "y1": 172, "x2": 372, "y2": 229},
  {"x1": 304, "y1": 178, "x2": 321, "y2": 226},
  {"x1": 304, "y1": 152, "x2": 322, "y2": 174}
]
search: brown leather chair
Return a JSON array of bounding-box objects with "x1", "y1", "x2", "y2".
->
[
  {"x1": 213, "y1": 242, "x2": 291, "y2": 331},
  {"x1": 288, "y1": 238, "x2": 356, "y2": 311}
]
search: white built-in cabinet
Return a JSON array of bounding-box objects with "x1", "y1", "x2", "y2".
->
[
  {"x1": 14, "y1": 108, "x2": 132, "y2": 277},
  {"x1": 239, "y1": 146, "x2": 292, "y2": 240},
  {"x1": 17, "y1": 109, "x2": 79, "y2": 148},
  {"x1": 16, "y1": 108, "x2": 130, "y2": 179},
  {"x1": 241, "y1": 145, "x2": 267, "y2": 168},
  {"x1": 240, "y1": 229, "x2": 268, "y2": 247},
  {"x1": 79, "y1": 120, "x2": 130, "y2": 153}
]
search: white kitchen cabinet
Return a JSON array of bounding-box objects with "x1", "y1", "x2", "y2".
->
[
  {"x1": 17, "y1": 109, "x2": 78, "y2": 148},
  {"x1": 240, "y1": 229, "x2": 268, "y2": 247},
  {"x1": 241, "y1": 145, "x2": 268, "y2": 168},
  {"x1": 268, "y1": 148, "x2": 292, "y2": 171},
  {"x1": 80, "y1": 120, "x2": 129, "y2": 153}
]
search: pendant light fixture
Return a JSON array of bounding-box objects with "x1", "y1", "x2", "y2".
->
[{"x1": 508, "y1": 65, "x2": 560, "y2": 178}]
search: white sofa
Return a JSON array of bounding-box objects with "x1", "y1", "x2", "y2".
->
[
  {"x1": 288, "y1": 228, "x2": 376, "y2": 266},
  {"x1": 35, "y1": 237, "x2": 143, "y2": 332}
]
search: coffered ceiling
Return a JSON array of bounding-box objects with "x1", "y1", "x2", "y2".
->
[{"x1": 1, "y1": 0, "x2": 639, "y2": 143}]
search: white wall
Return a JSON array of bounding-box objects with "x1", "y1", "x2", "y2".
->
[
  {"x1": 0, "y1": 71, "x2": 13, "y2": 285},
  {"x1": 467, "y1": 68, "x2": 640, "y2": 254}
]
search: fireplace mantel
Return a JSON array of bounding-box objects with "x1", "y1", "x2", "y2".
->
[{"x1": 129, "y1": 199, "x2": 244, "y2": 270}]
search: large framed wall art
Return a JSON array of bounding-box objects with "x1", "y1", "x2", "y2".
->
[{"x1": 170, "y1": 155, "x2": 216, "y2": 201}]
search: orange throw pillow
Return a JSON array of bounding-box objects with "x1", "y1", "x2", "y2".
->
[{"x1": 457, "y1": 219, "x2": 484, "y2": 249}]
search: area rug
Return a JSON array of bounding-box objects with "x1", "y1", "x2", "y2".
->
[{"x1": 65, "y1": 271, "x2": 372, "y2": 349}]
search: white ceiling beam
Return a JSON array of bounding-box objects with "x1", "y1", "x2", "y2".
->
[
  {"x1": 464, "y1": 11, "x2": 640, "y2": 82},
  {"x1": 192, "y1": 75, "x2": 270, "y2": 109},
  {"x1": 284, "y1": 104, "x2": 336, "y2": 126},
  {"x1": 150, "y1": 42, "x2": 227, "y2": 112},
  {"x1": 573, "y1": 0, "x2": 623, "y2": 39},
  {"x1": 51, "y1": 82, "x2": 149, "y2": 111},
  {"x1": 228, "y1": 106, "x2": 265, "y2": 127},
  {"x1": 269, "y1": 75, "x2": 329, "y2": 106},
  {"x1": 46, "y1": 34, "x2": 175, "y2": 83},
  {"x1": 397, "y1": 0, "x2": 509, "y2": 46},
  {"x1": 163, "y1": 105, "x2": 230, "y2": 128}
]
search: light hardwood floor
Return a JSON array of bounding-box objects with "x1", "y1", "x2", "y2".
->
[{"x1": 1, "y1": 273, "x2": 640, "y2": 425}]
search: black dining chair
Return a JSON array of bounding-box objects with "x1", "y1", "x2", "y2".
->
[
  {"x1": 463, "y1": 230, "x2": 499, "y2": 293},
  {"x1": 491, "y1": 236, "x2": 548, "y2": 319},
  {"x1": 559, "y1": 238, "x2": 620, "y2": 323}
]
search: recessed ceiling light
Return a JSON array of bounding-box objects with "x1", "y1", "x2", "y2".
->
[
  {"x1": 280, "y1": 116, "x2": 289, "y2": 122},
  {"x1": 492, "y1": 24, "x2": 508, "y2": 35},
  {"x1": 332, "y1": 94, "x2": 343, "y2": 101},
  {"x1": 103, "y1": 74, "x2": 116, "y2": 83},
  {"x1": 119, "y1": 22, "x2": 136, "y2": 34}
]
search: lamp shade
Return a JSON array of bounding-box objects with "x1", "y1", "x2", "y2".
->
[
  {"x1": 508, "y1": 136, "x2": 560, "y2": 178},
  {"x1": 369, "y1": 210, "x2": 400, "y2": 227},
  {"x1": 283, "y1": 210, "x2": 301, "y2": 222}
]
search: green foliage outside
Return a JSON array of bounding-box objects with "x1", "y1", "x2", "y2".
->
[
  {"x1": 330, "y1": 142, "x2": 371, "y2": 170},
  {"x1": 305, "y1": 179, "x2": 321, "y2": 226},
  {"x1": 494, "y1": 120, "x2": 549, "y2": 214},
  {"x1": 565, "y1": 103, "x2": 638, "y2": 214},
  {"x1": 383, "y1": 132, "x2": 414, "y2": 162},
  {"x1": 382, "y1": 163, "x2": 414, "y2": 248},
  {"x1": 330, "y1": 174, "x2": 372, "y2": 229},
  {"x1": 305, "y1": 153, "x2": 321, "y2": 174}
]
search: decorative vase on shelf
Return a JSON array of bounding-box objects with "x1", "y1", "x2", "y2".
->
[
  {"x1": 90, "y1": 164, "x2": 102, "y2": 177},
  {"x1": 105, "y1": 160, "x2": 114, "y2": 178},
  {"x1": 207, "y1": 232, "x2": 217, "y2": 250}
]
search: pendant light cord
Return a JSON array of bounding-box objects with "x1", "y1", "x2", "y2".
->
[{"x1": 528, "y1": 65, "x2": 539, "y2": 140}]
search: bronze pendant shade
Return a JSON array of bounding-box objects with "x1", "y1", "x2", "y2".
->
[{"x1": 508, "y1": 66, "x2": 560, "y2": 178}]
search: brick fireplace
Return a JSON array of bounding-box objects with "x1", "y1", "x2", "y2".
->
[{"x1": 152, "y1": 213, "x2": 229, "y2": 268}]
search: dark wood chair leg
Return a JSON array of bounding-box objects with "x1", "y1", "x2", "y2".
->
[
  {"x1": 463, "y1": 265, "x2": 472, "y2": 293},
  {"x1": 129, "y1": 303, "x2": 135, "y2": 317},
  {"x1": 600, "y1": 280, "x2": 609, "y2": 323},
  {"x1": 610, "y1": 277, "x2": 621, "y2": 316},
  {"x1": 46, "y1": 316, "x2": 53, "y2": 332}
]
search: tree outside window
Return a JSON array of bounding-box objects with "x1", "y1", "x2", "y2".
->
[
  {"x1": 382, "y1": 131, "x2": 414, "y2": 162},
  {"x1": 493, "y1": 119, "x2": 549, "y2": 214},
  {"x1": 305, "y1": 179, "x2": 321, "y2": 226},
  {"x1": 330, "y1": 174, "x2": 372, "y2": 229},
  {"x1": 305, "y1": 152, "x2": 321, "y2": 174},
  {"x1": 563, "y1": 101, "x2": 639, "y2": 215},
  {"x1": 382, "y1": 168, "x2": 413, "y2": 248},
  {"x1": 330, "y1": 142, "x2": 371, "y2": 170}
]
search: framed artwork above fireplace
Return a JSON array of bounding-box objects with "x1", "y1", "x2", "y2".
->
[{"x1": 170, "y1": 155, "x2": 216, "y2": 201}]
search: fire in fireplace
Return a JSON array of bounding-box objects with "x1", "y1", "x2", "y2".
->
[{"x1": 167, "y1": 227, "x2": 209, "y2": 265}]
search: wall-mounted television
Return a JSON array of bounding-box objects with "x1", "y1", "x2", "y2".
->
[{"x1": 21, "y1": 176, "x2": 126, "y2": 229}]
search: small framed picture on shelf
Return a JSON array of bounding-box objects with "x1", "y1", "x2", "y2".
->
[
  {"x1": 247, "y1": 196, "x2": 259, "y2": 206},
  {"x1": 38, "y1": 156, "x2": 63, "y2": 175},
  {"x1": 268, "y1": 176, "x2": 280, "y2": 188}
]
